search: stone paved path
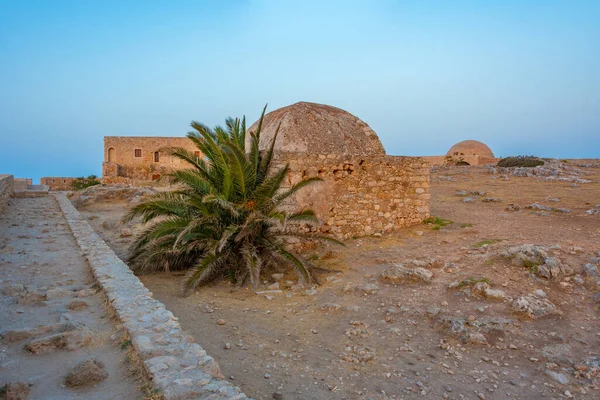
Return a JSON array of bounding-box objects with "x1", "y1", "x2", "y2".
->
[{"x1": 0, "y1": 196, "x2": 143, "y2": 399}]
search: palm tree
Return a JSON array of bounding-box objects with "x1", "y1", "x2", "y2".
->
[{"x1": 123, "y1": 105, "x2": 339, "y2": 295}]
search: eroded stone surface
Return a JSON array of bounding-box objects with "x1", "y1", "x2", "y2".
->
[{"x1": 54, "y1": 193, "x2": 249, "y2": 399}]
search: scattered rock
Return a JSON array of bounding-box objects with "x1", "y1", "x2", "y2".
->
[
  {"x1": 319, "y1": 303, "x2": 342, "y2": 312},
  {"x1": 64, "y1": 358, "x2": 108, "y2": 387},
  {"x1": 1, "y1": 323, "x2": 73, "y2": 343},
  {"x1": 583, "y1": 263, "x2": 599, "y2": 278},
  {"x1": 380, "y1": 264, "x2": 433, "y2": 283},
  {"x1": 545, "y1": 370, "x2": 569, "y2": 385},
  {"x1": 75, "y1": 288, "x2": 97, "y2": 297},
  {"x1": 357, "y1": 283, "x2": 379, "y2": 294},
  {"x1": 267, "y1": 282, "x2": 280, "y2": 291},
  {"x1": 482, "y1": 197, "x2": 503, "y2": 203},
  {"x1": 119, "y1": 228, "x2": 132, "y2": 237},
  {"x1": 483, "y1": 288, "x2": 506, "y2": 300},
  {"x1": 527, "y1": 203, "x2": 552, "y2": 211},
  {"x1": 511, "y1": 292, "x2": 561, "y2": 319},
  {"x1": 45, "y1": 288, "x2": 73, "y2": 300},
  {"x1": 216, "y1": 319, "x2": 226, "y2": 325},
  {"x1": 501, "y1": 244, "x2": 571, "y2": 279},
  {"x1": 438, "y1": 316, "x2": 515, "y2": 344},
  {"x1": 271, "y1": 273, "x2": 284, "y2": 282},
  {"x1": 67, "y1": 299, "x2": 89, "y2": 311},
  {"x1": 542, "y1": 343, "x2": 573, "y2": 364},
  {"x1": 505, "y1": 204, "x2": 521, "y2": 212},
  {"x1": 100, "y1": 219, "x2": 117, "y2": 230},
  {"x1": 427, "y1": 307, "x2": 441, "y2": 317},
  {"x1": 2, "y1": 283, "x2": 25, "y2": 296},
  {"x1": 2, "y1": 381, "x2": 30, "y2": 400},
  {"x1": 25, "y1": 328, "x2": 93, "y2": 354}
]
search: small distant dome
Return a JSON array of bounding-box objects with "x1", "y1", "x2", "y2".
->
[
  {"x1": 446, "y1": 140, "x2": 494, "y2": 158},
  {"x1": 246, "y1": 102, "x2": 385, "y2": 155}
]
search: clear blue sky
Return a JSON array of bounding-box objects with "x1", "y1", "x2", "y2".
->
[{"x1": 1, "y1": 0, "x2": 598, "y2": 182}]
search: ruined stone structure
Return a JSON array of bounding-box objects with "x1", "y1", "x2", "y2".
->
[
  {"x1": 99, "y1": 102, "x2": 430, "y2": 239},
  {"x1": 40, "y1": 177, "x2": 77, "y2": 191},
  {"x1": 13, "y1": 178, "x2": 31, "y2": 192},
  {"x1": 423, "y1": 140, "x2": 499, "y2": 166},
  {"x1": 0, "y1": 174, "x2": 14, "y2": 211},
  {"x1": 102, "y1": 136, "x2": 200, "y2": 181},
  {"x1": 249, "y1": 102, "x2": 430, "y2": 239}
]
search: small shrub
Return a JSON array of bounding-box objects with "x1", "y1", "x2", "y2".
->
[
  {"x1": 424, "y1": 216, "x2": 453, "y2": 229},
  {"x1": 71, "y1": 175, "x2": 101, "y2": 190},
  {"x1": 457, "y1": 277, "x2": 490, "y2": 288},
  {"x1": 497, "y1": 156, "x2": 544, "y2": 168},
  {"x1": 474, "y1": 239, "x2": 502, "y2": 247},
  {"x1": 460, "y1": 223, "x2": 473, "y2": 228}
]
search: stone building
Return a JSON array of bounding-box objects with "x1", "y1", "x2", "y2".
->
[
  {"x1": 102, "y1": 136, "x2": 201, "y2": 181},
  {"x1": 247, "y1": 102, "x2": 430, "y2": 239},
  {"x1": 40, "y1": 177, "x2": 77, "y2": 191},
  {"x1": 100, "y1": 102, "x2": 430, "y2": 239},
  {"x1": 423, "y1": 140, "x2": 498, "y2": 166}
]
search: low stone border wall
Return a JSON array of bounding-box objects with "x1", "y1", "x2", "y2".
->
[
  {"x1": 0, "y1": 174, "x2": 14, "y2": 211},
  {"x1": 54, "y1": 193, "x2": 249, "y2": 400}
]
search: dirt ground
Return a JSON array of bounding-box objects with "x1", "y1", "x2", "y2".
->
[
  {"x1": 0, "y1": 197, "x2": 144, "y2": 399},
  {"x1": 78, "y1": 163, "x2": 600, "y2": 400}
]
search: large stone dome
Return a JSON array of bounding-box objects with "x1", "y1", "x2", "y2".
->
[
  {"x1": 446, "y1": 140, "x2": 494, "y2": 158},
  {"x1": 246, "y1": 102, "x2": 385, "y2": 155}
]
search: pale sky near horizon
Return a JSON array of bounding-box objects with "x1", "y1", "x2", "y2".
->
[{"x1": 1, "y1": 0, "x2": 599, "y2": 182}]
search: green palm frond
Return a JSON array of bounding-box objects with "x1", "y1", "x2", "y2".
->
[{"x1": 126, "y1": 105, "x2": 339, "y2": 296}]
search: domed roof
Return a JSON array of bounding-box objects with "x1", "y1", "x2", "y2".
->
[
  {"x1": 446, "y1": 140, "x2": 494, "y2": 158},
  {"x1": 246, "y1": 102, "x2": 385, "y2": 155}
]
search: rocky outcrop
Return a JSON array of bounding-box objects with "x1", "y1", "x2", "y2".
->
[
  {"x1": 511, "y1": 291, "x2": 561, "y2": 319},
  {"x1": 380, "y1": 264, "x2": 433, "y2": 283},
  {"x1": 501, "y1": 244, "x2": 572, "y2": 279}
]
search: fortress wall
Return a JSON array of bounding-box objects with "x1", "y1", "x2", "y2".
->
[
  {"x1": 422, "y1": 156, "x2": 446, "y2": 166},
  {"x1": 40, "y1": 177, "x2": 78, "y2": 191},
  {"x1": 0, "y1": 174, "x2": 14, "y2": 211},
  {"x1": 103, "y1": 136, "x2": 201, "y2": 180},
  {"x1": 272, "y1": 153, "x2": 430, "y2": 239},
  {"x1": 13, "y1": 178, "x2": 30, "y2": 191}
]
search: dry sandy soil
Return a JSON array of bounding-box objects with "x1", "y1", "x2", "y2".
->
[
  {"x1": 0, "y1": 196, "x2": 145, "y2": 399},
  {"x1": 77, "y1": 162, "x2": 600, "y2": 400}
]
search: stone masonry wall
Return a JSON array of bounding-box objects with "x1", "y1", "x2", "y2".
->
[
  {"x1": 272, "y1": 153, "x2": 430, "y2": 239},
  {"x1": 103, "y1": 136, "x2": 201, "y2": 180},
  {"x1": 0, "y1": 174, "x2": 14, "y2": 212},
  {"x1": 55, "y1": 193, "x2": 249, "y2": 400},
  {"x1": 422, "y1": 155, "x2": 500, "y2": 167},
  {"x1": 40, "y1": 177, "x2": 77, "y2": 191}
]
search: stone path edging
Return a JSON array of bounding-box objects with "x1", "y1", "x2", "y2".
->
[{"x1": 54, "y1": 193, "x2": 249, "y2": 400}]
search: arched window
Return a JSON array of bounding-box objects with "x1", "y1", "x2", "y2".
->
[
  {"x1": 154, "y1": 151, "x2": 160, "y2": 162},
  {"x1": 108, "y1": 147, "x2": 116, "y2": 162}
]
